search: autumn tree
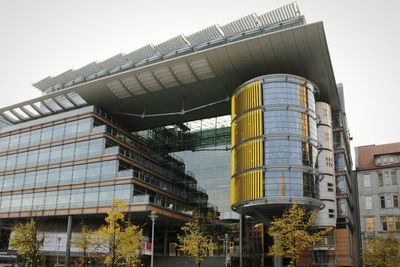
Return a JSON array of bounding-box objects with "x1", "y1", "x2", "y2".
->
[
  {"x1": 267, "y1": 203, "x2": 330, "y2": 267},
  {"x1": 73, "y1": 223, "x2": 96, "y2": 267},
  {"x1": 96, "y1": 199, "x2": 142, "y2": 267},
  {"x1": 120, "y1": 222, "x2": 143, "y2": 267},
  {"x1": 363, "y1": 235, "x2": 400, "y2": 267},
  {"x1": 177, "y1": 215, "x2": 216, "y2": 267},
  {"x1": 9, "y1": 220, "x2": 43, "y2": 267}
]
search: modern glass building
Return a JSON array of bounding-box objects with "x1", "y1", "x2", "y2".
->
[{"x1": 0, "y1": 3, "x2": 359, "y2": 267}]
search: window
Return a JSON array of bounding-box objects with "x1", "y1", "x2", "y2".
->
[
  {"x1": 59, "y1": 167, "x2": 73, "y2": 185},
  {"x1": 35, "y1": 170, "x2": 48, "y2": 187},
  {"x1": 392, "y1": 170, "x2": 397, "y2": 185},
  {"x1": 386, "y1": 194, "x2": 393, "y2": 208},
  {"x1": 19, "y1": 132, "x2": 30, "y2": 147},
  {"x1": 86, "y1": 163, "x2": 101, "y2": 182},
  {"x1": 381, "y1": 196, "x2": 385, "y2": 208},
  {"x1": 366, "y1": 217, "x2": 375, "y2": 232},
  {"x1": 324, "y1": 132, "x2": 330, "y2": 142},
  {"x1": 337, "y1": 176, "x2": 346, "y2": 194},
  {"x1": 84, "y1": 187, "x2": 99, "y2": 207},
  {"x1": 363, "y1": 174, "x2": 371, "y2": 187},
  {"x1": 40, "y1": 127, "x2": 52, "y2": 144},
  {"x1": 327, "y1": 182, "x2": 334, "y2": 192},
  {"x1": 50, "y1": 146, "x2": 63, "y2": 164},
  {"x1": 64, "y1": 121, "x2": 78, "y2": 139},
  {"x1": 47, "y1": 168, "x2": 60, "y2": 186},
  {"x1": 378, "y1": 171, "x2": 383, "y2": 186},
  {"x1": 384, "y1": 171, "x2": 391, "y2": 185},
  {"x1": 38, "y1": 148, "x2": 50, "y2": 165},
  {"x1": 73, "y1": 165, "x2": 86, "y2": 183},
  {"x1": 382, "y1": 216, "x2": 400, "y2": 231},
  {"x1": 77, "y1": 118, "x2": 91, "y2": 135},
  {"x1": 62, "y1": 143, "x2": 75, "y2": 162},
  {"x1": 365, "y1": 196, "x2": 372, "y2": 209},
  {"x1": 380, "y1": 194, "x2": 398, "y2": 209},
  {"x1": 52, "y1": 124, "x2": 65, "y2": 141}
]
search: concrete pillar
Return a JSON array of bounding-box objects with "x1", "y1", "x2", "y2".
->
[
  {"x1": 164, "y1": 225, "x2": 168, "y2": 256},
  {"x1": 64, "y1": 216, "x2": 72, "y2": 267}
]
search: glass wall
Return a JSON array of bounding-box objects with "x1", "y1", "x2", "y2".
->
[
  {"x1": 0, "y1": 138, "x2": 105, "y2": 171},
  {"x1": 174, "y1": 146, "x2": 237, "y2": 220},
  {"x1": 0, "y1": 118, "x2": 92, "y2": 152},
  {"x1": 0, "y1": 160, "x2": 118, "y2": 191},
  {"x1": 334, "y1": 153, "x2": 347, "y2": 171},
  {"x1": 261, "y1": 76, "x2": 318, "y2": 199},
  {"x1": 0, "y1": 184, "x2": 131, "y2": 212},
  {"x1": 231, "y1": 75, "x2": 320, "y2": 208}
]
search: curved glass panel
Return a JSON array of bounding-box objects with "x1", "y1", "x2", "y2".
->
[
  {"x1": 261, "y1": 75, "x2": 318, "y2": 199},
  {"x1": 231, "y1": 74, "x2": 319, "y2": 209}
]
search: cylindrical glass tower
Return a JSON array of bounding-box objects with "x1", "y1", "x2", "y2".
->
[{"x1": 231, "y1": 74, "x2": 323, "y2": 215}]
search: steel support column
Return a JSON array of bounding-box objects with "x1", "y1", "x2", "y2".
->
[
  {"x1": 240, "y1": 215, "x2": 244, "y2": 267},
  {"x1": 64, "y1": 216, "x2": 72, "y2": 267}
]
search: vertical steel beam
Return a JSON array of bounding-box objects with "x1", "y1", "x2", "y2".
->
[
  {"x1": 239, "y1": 215, "x2": 244, "y2": 267},
  {"x1": 64, "y1": 216, "x2": 72, "y2": 267}
]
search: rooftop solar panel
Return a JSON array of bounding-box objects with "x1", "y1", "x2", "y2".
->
[
  {"x1": 220, "y1": 14, "x2": 259, "y2": 37},
  {"x1": 125, "y1": 45, "x2": 159, "y2": 64},
  {"x1": 185, "y1": 25, "x2": 225, "y2": 47},
  {"x1": 33, "y1": 76, "x2": 54, "y2": 91},
  {"x1": 51, "y1": 69, "x2": 81, "y2": 86},
  {"x1": 154, "y1": 35, "x2": 190, "y2": 56},
  {"x1": 32, "y1": 3, "x2": 303, "y2": 94},
  {"x1": 99, "y1": 53, "x2": 129, "y2": 71},
  {"x1": 75, "y1": 62, "x2": 103, "y2": 77},
  {"x1": 258, "y1": 3, "x2": 300, "y2": 27}
]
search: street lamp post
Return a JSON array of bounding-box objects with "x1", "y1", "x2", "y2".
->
[
  {"x1": 56, "y1": 236, "x2": 61, "y2": 266},
  {"x1": 225, "y1": 234, "x2": 228, "y2": 267},
  {"x1": 150, "y1": 211, "x2": 158, "y2": 267}
]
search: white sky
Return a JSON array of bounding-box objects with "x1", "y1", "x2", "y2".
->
[{"x1": 0, "y1": 0, "x2": 399, "y2": 152}]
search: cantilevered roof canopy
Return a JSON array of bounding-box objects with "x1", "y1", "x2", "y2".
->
[{"x1": 0, "y1": 4, "x2": 340, "y2": 131}]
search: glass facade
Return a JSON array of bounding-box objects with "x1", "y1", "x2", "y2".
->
[
  {"x1": 231, "y1": 74, "x2": 320, "y2": 212},
  {"x1": 0, "y1": 138, "x2": 104, "y2": 171},
  {"x1": 0, "y1": 107, "x2": 209, "y2": 221},
  {"x1": 174, "y1": 146, "x2": 237, "y2": 220},
  {"x1": 0, "y1": 184, "x2": 130, "y2": 212},
  {"x1": 262, "y1": 78, "x2": 318, "y2": 199},
  {"x1": 0, "y1": 161, "x2": 117, "y2": 191},
  {"x1": 0, "y1": 118, "x2": 92, "y2": 152}
]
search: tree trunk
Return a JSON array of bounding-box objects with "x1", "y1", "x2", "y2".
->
[{"x1": 83, "y1": 249, "x2": 87, "y2": 267}]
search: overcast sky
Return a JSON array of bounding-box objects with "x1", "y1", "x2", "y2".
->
[{"x1": 0, "y1": 0, "x2": 399, "y2": 152}]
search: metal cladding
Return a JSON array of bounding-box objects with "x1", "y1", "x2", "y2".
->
[
  {"x1": 231, "y1": 74, "x2": 322, "y2": 214},
  {"x1": 315, "y1": 102, "x2": 336, "y2": 228}
]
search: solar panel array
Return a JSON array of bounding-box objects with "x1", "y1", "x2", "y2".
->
[{"x1": 33, "y1": 3, "x2": 303, "y2": 94}]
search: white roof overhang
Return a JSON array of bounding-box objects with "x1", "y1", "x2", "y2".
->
[{"x1": 0, "y1": 22, "x2": 340, "y2": 131}]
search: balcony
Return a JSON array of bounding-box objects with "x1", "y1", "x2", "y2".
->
[{"x1": 312, "y1": 236, "x2": 335, "y2": 251}]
